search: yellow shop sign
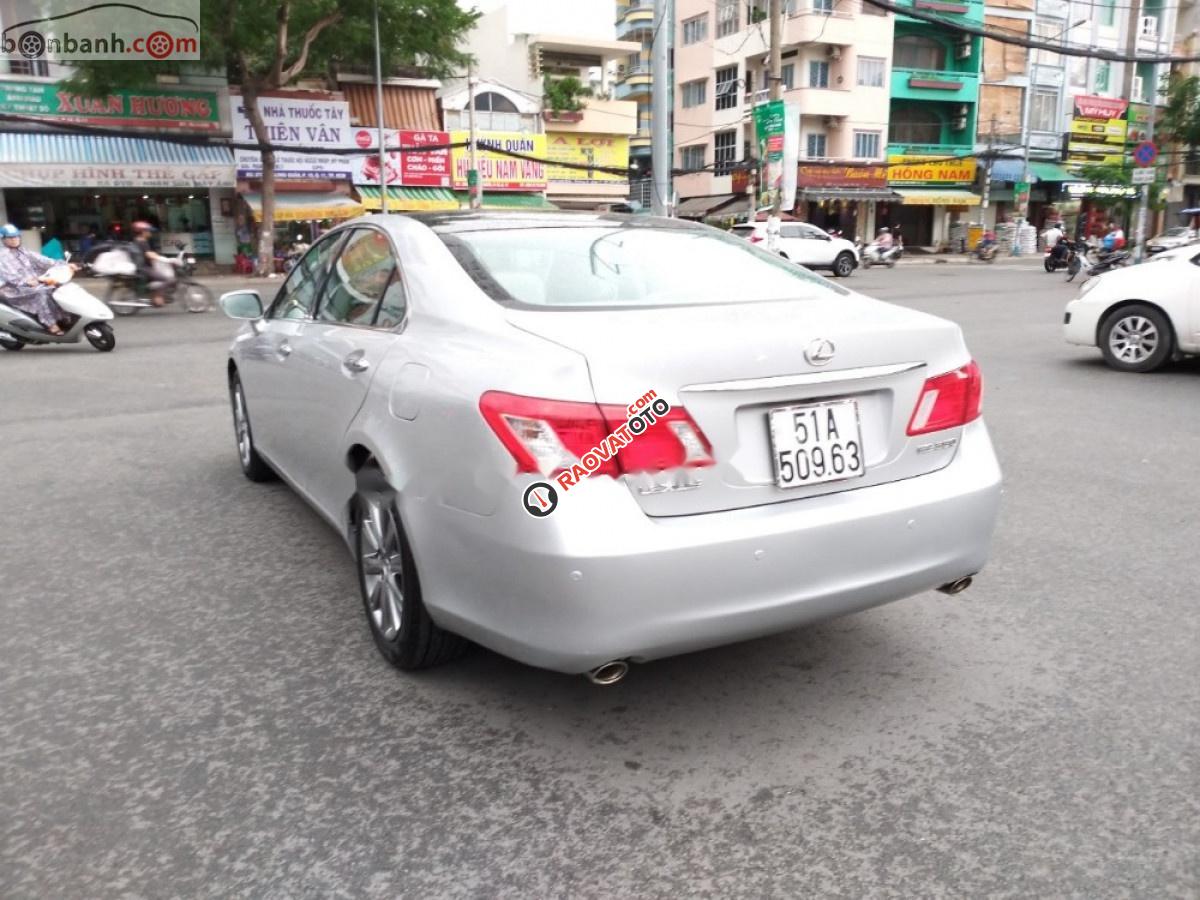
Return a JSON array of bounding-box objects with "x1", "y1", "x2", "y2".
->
[{"x1": 886, "y1": 155, "x2": 977, "y2": 184}]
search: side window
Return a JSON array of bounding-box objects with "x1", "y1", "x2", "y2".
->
[
  {"x1": 780, "y1": 225, "x2": 802, "y2": 239},
  {"x1": 316, "y1": 229, "x2": 399, "y2": 326},
  {"x1": 267, "y1": 234, "x2": 345, "y2": 320},
  {"x1": 801, "y1": 226, "x2": 825, "y2": 241}
]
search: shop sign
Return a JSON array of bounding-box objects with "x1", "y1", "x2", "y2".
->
[
  {"x1": 1068, "y1": 119, "x2": 1127, "y2": 144},
  {"x1": 0, "y1": 162, "x2": 232, "y2": 188},
  {"x1": 449, "y1": 131, "x2": 546, "y2": 190},
  {"x1": 1073, "y1": 95, "x2": 1128, "y2": 120},
  {"x1": 0, "y1": 80, "x2": 220, "y2": 131},
  {"x1": 798, "y1": 163, "x2": 888, "y2": 189},
  {"x1": 231, "y1": 93, "x2": 354, "y2": 180},
  {"x1": 886, "y1": 155, "x2": 976, "y2": 184},
  {"x1": 753, "y1": 100, "x2": 786, "y2": 158},
  {"x1": 545, "y1": 133, "x2": 629, "y2": 184},
  {"x1": 349, "y1": 129, "x2": 452, "y2": 187},
  {"x1": 1065, "y1": 182, "x2": 1138, "y2": 199},
  {"x1": 1067, "y1": 94, "x2": 1129, "y2": 168}
]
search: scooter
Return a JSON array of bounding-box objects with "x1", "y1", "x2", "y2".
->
[
  {"x1": 0, "y1": 262, "x2": 115, "y2": 351},
  {"x1": 971, "y1": 243, "x2": 998, "y2": 263},
  {"x1": 859, "y1": 240, "x2": 901, "y2": 268},
  {"x1": 1084, "y1": 245, "x2": 1131, "y2": 278},
  {"x1": 1044, "y1": 238, "x2": 1082, "y2": 275}
]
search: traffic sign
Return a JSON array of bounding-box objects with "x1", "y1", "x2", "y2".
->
[
  {"x1": 1131, "y1": 167, "x2": 1155, "y2": 185},
  {"x1": 1133, "y1": 140, "x2": 1158, "y2": 167}
]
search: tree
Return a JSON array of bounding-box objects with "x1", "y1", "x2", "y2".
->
[
  {"x1": 67, "y1": 0, "x2": 477, "y2": 275},
  {"x1": 1159, "y1": 72, "x2": 1200, "y2": 172}
]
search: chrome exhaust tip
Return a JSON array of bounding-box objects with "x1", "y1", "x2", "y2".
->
[
  {"x1": 937, "y1": 576, "x2": 973, "y2": 595},
  {"x1": 585, "y1": 660, "x2": 629, "y2": 686}
]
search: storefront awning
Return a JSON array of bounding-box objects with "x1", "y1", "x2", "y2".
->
[
  {"x1": 451, "y1": 191, "x2": 557, "y2": 209},
  {"x1": 798, "y1": 187, "x2": 901, "y2": 202},
  {"x1": 242, "y1": 192, "x2": 364, "y2": 222},
  {"x1": 675, "y1": 193, "x2": 740, "y2": 218},
  {"x1": 1030, "y1": 161, "x2": 1084, "y2": 183},
  {"x1": 0, "y1": 131, "x2": 234, "y2": 188},
  {"x1": 357, "y1": 186, "x2": 459, "y2": 211},
  {"x1": 892, "y1": 188, "x2": 981, "y2": 206}
]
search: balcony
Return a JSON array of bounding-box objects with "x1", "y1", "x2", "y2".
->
[
  {"x1": 780, "y1": 86, "x2": 854, "y2": 118},
  {"x1": 891, "y1": 0, "x2": 984, "y2": 24},
  {"x1": 616, "y1": 1, "x2": 655, "y2": 40},
  {"x1": 614, "y1": 69, "x2": 652, "y2": 101},
  {"x1": 630, "y1": 132, "x2": 652, "y2": 151},
  {"x1": 891, "y1": 68, "x2": 980, "y2": 103}
]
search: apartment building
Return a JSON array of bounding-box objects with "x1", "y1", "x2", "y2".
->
[
  {"x1": 447, "y1": 2, "x2": 642, "y2": 208},
  {"x1": 976, "y1": 0, "x2": 1175, "y2": 231},
  {"x1": 879, "y1": 0, "x2": 984, "y2": 247},
  {"x1": 670, "y1": 0, "x2": 896, "y2": 238},
  {"x1": 1166, "y1": 0, "x2": 1198, "y2": 223},
  {"x1": 614, "y1": 0, "x2": 657, "y2": 207}
]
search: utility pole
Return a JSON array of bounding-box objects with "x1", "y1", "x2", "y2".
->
[
  {"x1": 1120, "y1": 0, "x2": 1146, "y2": 259},
  {"x1": 373, "y1": 0, "x2": 387, "y2": 214},
  {"x1": 766, "y1": 0, "x2": 783, "y2": 251},
  {"x1": 467, "y1": 60, "x2": 481, "y2": 210},
  {"x1": 651, "y1": 0, "x2": 672, "y2": 216}
]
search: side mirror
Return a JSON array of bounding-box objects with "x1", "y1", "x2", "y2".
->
[{"x1": 219, "y1": 290, "x2": 264, "y2": 320}]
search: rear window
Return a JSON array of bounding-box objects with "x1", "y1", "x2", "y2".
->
[{"x1": 439, "y1": 224, "x2": 845, "y2": 309}]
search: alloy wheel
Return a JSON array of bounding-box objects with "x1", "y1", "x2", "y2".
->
[
  {"x1": 358, "y1": 497, "x2": 406, "y2": 641},
  {"x1": 1108, "y1": 315, "x2": 1160, "y2": 365},
  {"x1": 233, "y1": 384, "x2": 252, "y2": 469}
]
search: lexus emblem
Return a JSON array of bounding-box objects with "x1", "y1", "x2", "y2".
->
[{"x1": 804, "y1": 338, "x2": 836, "y2": 366}]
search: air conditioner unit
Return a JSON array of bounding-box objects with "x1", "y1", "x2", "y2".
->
[
  {"x1": 957, "y1": 104, "x2": 969, "y2": 117},
  {"x1": 1133, "y1": 75, "x2": 1145, "y2": 100},
  {"x1": 952, "y1": 115, "x2": 968, "y2": 130},
  {"x1": 1140, "y1": 15, "x2": 1158, "y2": 38},
  {"x1": 827, "y1": 45, "x2": 842, "y2": 60},
  {"x1": 955, "y1": 37, "x2": 972, "y2": 59}
]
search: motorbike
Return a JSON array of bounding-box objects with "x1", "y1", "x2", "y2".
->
[
  {"x1": 858, "y1": 239, "x2": 901, "y2": 268},
  {"x1": 93, "y1": 248, "x2": 214, "y2": 315},
  {"x1": 1083, "y1": 245, "x2": 1131, "y2": 278},
  {"x1": 0, "y1": 261, "x2": 116, "y2": 352},
  {"x1": 1044, "y1": 238, "x2": 1084, "y2": 280},
  {"x1": 971, "y1": 242, "x2": 998, "y2": 263}
]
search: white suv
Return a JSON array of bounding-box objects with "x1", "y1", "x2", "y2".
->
[{"x1": 731, "y1": 221, "x2": 859, "y2": 277}]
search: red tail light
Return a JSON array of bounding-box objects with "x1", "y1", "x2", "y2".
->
[
  {"x1": 480, "y1": 392, "x2": 714, "y2": 477},
  {"x1": 480, "y1": 392, "x2": 617, "y2": 476},
  {"x1": 599, "y1": 405, "x2": 715, "y2": 472},
  {"x1": 906, "y1": 361, "x2": 983, "y2": 436},
  {"x1": 749, "y1": 234, "x2": 764, "y2": 243}
]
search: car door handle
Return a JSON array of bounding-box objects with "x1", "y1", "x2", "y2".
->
[
  {"x1": 342, "y1": 353, "x2": 370, "y2": 374},
  {"x1": 278, "y1": 340, "x2": 292, "y2": 358}
]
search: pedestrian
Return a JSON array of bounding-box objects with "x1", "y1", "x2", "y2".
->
[{"x1": 0, "y1": 224, "x2": 74, "y2": 335}]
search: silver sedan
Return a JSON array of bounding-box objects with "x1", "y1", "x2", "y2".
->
[{"x1": 220, "y1": 213, "x2": 1002, "y2": 681}]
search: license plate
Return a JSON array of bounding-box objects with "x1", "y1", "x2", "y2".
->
[{"x1": 767, "y1": 399, "x2": 866, "y2": 489}]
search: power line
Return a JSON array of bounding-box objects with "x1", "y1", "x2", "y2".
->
[{"x1": 860, "y1": 0, "x2": 1200, "y2": 63}]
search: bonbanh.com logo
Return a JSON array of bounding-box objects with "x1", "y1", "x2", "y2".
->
[{"x1": 0, "y1": 0, "x2": 200, "y2": 62}]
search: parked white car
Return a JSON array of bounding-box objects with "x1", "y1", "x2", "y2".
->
[
  {"x1": 1146, "y1": 226, "x2": 1197, "y2": 256},
  {"x1": 1064, "y1": 248, "x2": 1200, "y2": 371},
  {"x1": 731, "y1": 221, "x2": 859, "y2": 277}
]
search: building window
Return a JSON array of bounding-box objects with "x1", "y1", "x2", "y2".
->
[
  {"x1": 714, "y1": 130, "x2": 738, "y2": 174},
  {"x1": 889, "y1": 106, "x2": 943, "y2": 144},
  {"x1": 857, "y1": 56, "x2": 885, "y2": 87},
  {"x1": 1030, "y1": 87, "x2": 1058, "y2": 132},
  {"x1": 716, "y1": 0, "x2": 740, "y2": 37},
  {"x1": 853, "y1": 131, "x2": 881, "y2": 159},
  {"x1": 8, "y1": 58, "x2": 50, "y2": 76},
  {"x1": 813, "y1": 0, "x2": 834, "y2": 12},
  {"x1": 781, "y1": 63, "x2": 795, "y2": 89},
  {"x1": 715, "y1": 65, "x2": 740, "y2": 110},
  {"x1": 1094, "y1": 61, "x2": 1110, "y2": 93},
  {"x1": 894, "y1": 34, "x2": 946, "y2": 70},
  {"x1": 806, "y1": 133, "x2": 827, "y2": 158},
  {"x1": 1099, "y1": 0, "x2": 1116, "y2": 26},
  {"x1": 680, "y1": 144, "x2": 706, "y2": 171},
  {"x1": 809, "y1": 60, "x2": 830, "y2": 88},
  {"x1": 682, "y1": 14, "x2": 709, "y2": 45},
  {"x1": 682, "y1": 79, "x2": 708, "y2": 108}
]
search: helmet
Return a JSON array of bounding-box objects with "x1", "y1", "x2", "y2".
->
[
  {"x1": 131, "y1": 220, "x2": 155, "y2": 234},
  {"x1": 878, "y1": 227, "x2": 890, "y2": 233},
  {"x1": 0, "y1": 224, "x2": 20, "y2": 239}
]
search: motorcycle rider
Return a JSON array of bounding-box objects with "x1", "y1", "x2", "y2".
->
[
  {"x1": 125, "y1": 220, "x2": 171, "y2": 306},
  {"x1": 875, "y1": 227, "x2": 894, "y2": 252},
  {"x1": 0, "y1": 223, "x2": 77, "y2": 335},
  {"x1": 1043, "y1": 221, "x2": 1068, "y2": 264}
]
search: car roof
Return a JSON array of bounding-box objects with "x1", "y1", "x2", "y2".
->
[{"x1": 405, "y1": 210, "x2": 707, "y2": 235}]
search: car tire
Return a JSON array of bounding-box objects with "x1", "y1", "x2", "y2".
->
[
  {"x1": 833, "y1": 252, "x2": 855, "y2": 277},
  {"x1": 229, "y1": 373, "x2": 276, "y2": 482},
  {"x1": 353, "y1": 470, "x2": 468, "y2": 670},
  {"x1": 1099, "y1": 304, "x2": 1173, "y2": 373}
]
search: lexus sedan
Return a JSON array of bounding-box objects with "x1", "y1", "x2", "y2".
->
[
  {"x1": 220, "y1": 212, "x2": 1001, "y2": 680},
  {"x1": 1064, "y1": 247, "x2": 1200, "y2": 372}
]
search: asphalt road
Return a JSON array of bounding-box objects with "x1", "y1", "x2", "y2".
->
[{"x1": 2, "y1": 263, "x2": 1197, "y2": 899}]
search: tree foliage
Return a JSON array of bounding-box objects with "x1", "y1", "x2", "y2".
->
[
  {"x1": 1158, "y1": 73, "x2": 1200, "y2": 153},
  {"x1": 67, "y1": 0, "x2": 478, "y2": 274}
]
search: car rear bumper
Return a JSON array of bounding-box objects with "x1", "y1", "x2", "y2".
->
[{"x1": 410, "y1": 420, "x2": 1002, "y2": 674}]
